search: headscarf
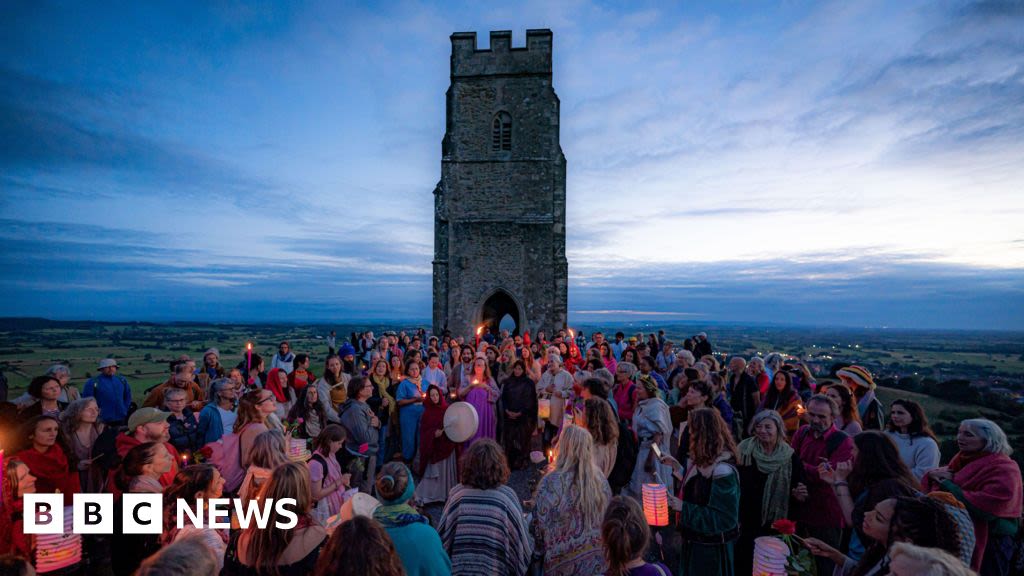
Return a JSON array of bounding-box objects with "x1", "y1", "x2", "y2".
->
[
  {"x1": 417, "y1": 385, "x2": 455, "y2": 475},
  {"x1": 373, "y1": 464, "x2": 431, "y2": 529},
  {"x1": 737, "y1": 431, "x2": 794, "y2": 525},
  {"x1": 264, "y1": 367, "x2": 287, "y2": 402}
]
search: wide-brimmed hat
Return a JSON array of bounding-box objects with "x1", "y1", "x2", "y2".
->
[
  {"x1": 98, "y1": 358, "x2": 118, "y2": 369},
  {"x1": 836, "y1": 365, "x2": 875, "y2": 391}
]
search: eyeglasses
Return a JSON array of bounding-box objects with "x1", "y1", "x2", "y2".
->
[{"x1": 256, "y1": 396, "x2": 275, "y2": 405}]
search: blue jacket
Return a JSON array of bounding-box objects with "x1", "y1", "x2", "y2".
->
[
  {"x1": 83, "y1": 373, "x2": 133, "y2": 422},
  {"x1": 197, "y1": 403, "x2": 225, "y2": 445},
  {"x1": 383, "y1": 522, "x2": 452, "y2": 576}
]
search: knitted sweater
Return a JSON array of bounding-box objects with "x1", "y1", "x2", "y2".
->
[{"x1": 884, "y1": 431, "x2": 940, "y2": 480}]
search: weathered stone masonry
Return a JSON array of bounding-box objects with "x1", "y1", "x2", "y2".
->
[{"x1": 432, "y1": 29, "x2": 568, "y2": 337}]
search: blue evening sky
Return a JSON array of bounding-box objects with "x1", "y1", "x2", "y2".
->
[{"x1": 1, "y1": 1, "x2": 1022, "y2": 329}]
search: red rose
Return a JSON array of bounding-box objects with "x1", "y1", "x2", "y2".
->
[
  {"x1": 772, "y1": 519, "x2": 797, "y2": 535},
  {"x1": 358, "y1": 443, "x2": 369, "y2": 454}
]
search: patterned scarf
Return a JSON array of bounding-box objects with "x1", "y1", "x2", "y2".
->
[{"x1": 737, "y1": 436, "x2": 793, "y2": 525}]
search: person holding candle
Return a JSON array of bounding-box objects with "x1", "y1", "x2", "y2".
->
[
  {"x1": 530, "y1": 425, "x2": 611, "y2": 575},
  {"x1": 368, "y1": 358, "x2": 396, "y2": 463},
  {"x1": 659, "y1": 408, "x2": 740, "y2": 576},
  {"x1": 415, "y1": 384, "x2": 458, "y2": 504},
  {"x1": 287, "y1": 384, "x2": 327, "y2": 439},
  {"x1": 461, "y1": 354, "x2": 499, "y2": 447},
  {"x1": 396, "y1": 359, "x2": 426, "y2": 464},
  {"x1": 756, "y1": 369, "x2": 803, "y2": 436},
  {"x1": 601, "y1": 496, "x2": 672, "y2": 576}
]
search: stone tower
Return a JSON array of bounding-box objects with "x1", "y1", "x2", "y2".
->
[{"x1": 432, "y1": 29, "x2": 568, "y2": 338}]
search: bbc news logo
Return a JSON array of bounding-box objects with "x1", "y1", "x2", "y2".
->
[{"x1": 24, "y1": 494, "x2": 299, "y2": 534}]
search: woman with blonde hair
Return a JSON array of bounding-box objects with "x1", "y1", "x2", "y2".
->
[
  {"x1": 238, "y1": 429, "x2": 288, "y2": 506},
  {"x1": 531, "y1": 425, "x2": 612, "y2": 575},
  {"x1": 661, "y1": 408, "x2": 740, "y2": 576},
  {"x1": 223, "y1": 462, "x2": 327, "y2": 575},
  {"x1": 235, "y1": 389, "x2": 276, "y2": 468}
]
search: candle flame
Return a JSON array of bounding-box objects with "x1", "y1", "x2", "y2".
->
[
  {"x1": 246, "y1": 342, "x2": 252, "y2": 351},
  {"x1": 476, "y1": 326, "x2": 483, "y2": 336},
  {"x1": 568, "y1": 329, "x2": 575, "y2": 338}
]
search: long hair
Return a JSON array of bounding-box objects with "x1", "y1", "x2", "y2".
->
[
  {"x1": 60, "y1": 397, "x2": 101, "y2": 440},
  {"x1": 825, "y1": 383, "x2": 861, "y2": 426},
  {"x1": 312, "y1": 424, "x2": 346, "y2": 456},
  {"x1": 764, "y1": 370, "x2": 797, "y2": 410},
  {"x1": 314, "y1": 515, "x2": 404, "y2": 576},
  {"x1": 602, "y1": 496, "x2": 650, "y2": 576},
  {"x1": 583, "y1": 398, "x2": 619, "y2": 447},
  {"x1": 234, "y1": 390, "x2": 267, "y2": 433},
  {"x1": 322, "y1": 355, "x2": 343, "y2": 386},
  {"x1": 471, "y1": 355, "x2": 493, "y2": 383},
  {"x1": 162, "y1": 464, "x2": 219, "y2": 544},
  {"x1": 553, "y1": 425, "x2": 609, "y2": 530},
  {"x1": 249, "y1": 430, "x2": 288, "y2": 470},
  {"x1": 246, "y1": 462, "x2": 314, "y2": 575},
  {"x1": 852, "y1": 496, "x2": 962, "y2": 576},
  {"x1": 688, "y1": 408, "x2": 737, "y2": 467},
  {"x1": 2, "y1": 457, "x2": 27, "y2": 506},
  {"x1": 847, "y1": 431, "x2": 919, "y2": 496},
  {"x1": 287, "y1": 385, "x2": 326, "y2": 426},
  {"x1": 116, "y1": 442, "x2": 161, "y2": 492},
  {"x1": 886, "y1": 399, "x2": 937, "y2": 441}
]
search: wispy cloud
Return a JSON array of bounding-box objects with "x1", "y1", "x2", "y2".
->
[{"x1": 0, "y1": 0, "x2": 1021, "y2": 328}]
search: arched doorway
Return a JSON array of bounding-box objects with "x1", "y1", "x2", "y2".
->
[{"x1": 479, "y1": 289, "x2": 522, "y2": 337}]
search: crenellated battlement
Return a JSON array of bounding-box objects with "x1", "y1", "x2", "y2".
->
[{"x1": 450, "y1": 29, "x2": 552, "y2": 77}]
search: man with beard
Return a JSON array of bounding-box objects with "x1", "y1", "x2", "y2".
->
[
  {"x1": 790, "y1": 394, "x2": 854, "y2": 574},
  {"x1": 447, "y1": 344, "x2": 476, "y2": 397},
  {"x1": 143, "y1": 361, "x2": 205, "y2": 410},
  {"x1": 98, "y1": 407, "x2": 180, "y2": 495}
]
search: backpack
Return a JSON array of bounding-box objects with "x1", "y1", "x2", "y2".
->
[
  {"x1": 608, "y1": 418, "x2": 638, "y2": 494},
  {"x1": 203, "y1": 432, "x2": 245, "y2": 493}
]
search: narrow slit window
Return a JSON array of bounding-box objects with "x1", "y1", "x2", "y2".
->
[{"x1": 492, "y1": 112, "x2": 512, "y2": 152}]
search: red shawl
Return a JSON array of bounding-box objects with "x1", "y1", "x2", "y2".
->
[
  {"x1": 417, "y1": 385, "x2": 456, "y2": 476},
  {"x1": 925, "y1": 451, "x2": 1023, "y2": 570},
  {"x1": 16, "y1": 445, "x2": 80, "y2": 506},
  {"x1": 265, "y1": 368, "x2": 288, "y2": 402}
]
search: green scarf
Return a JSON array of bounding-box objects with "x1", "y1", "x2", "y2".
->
[{"x1": 737, "y1": 436, "x2": 794, "y2": 525}]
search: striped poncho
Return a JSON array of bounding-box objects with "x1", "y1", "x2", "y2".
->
[{"x1": 437, "y1": 483, "x2": 533, "y2": 576}]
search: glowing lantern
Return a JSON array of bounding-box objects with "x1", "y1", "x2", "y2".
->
[{"x1": 642, "y1": 483, "x2": 669, "y2": 526}]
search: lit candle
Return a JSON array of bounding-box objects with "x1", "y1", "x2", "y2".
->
[
  {"x1": 475, "y1": 325, "x2": 483, "y2": 347},
  {"x1": 547, "y1": 449, "x2": 553, "y2": 466},
  {"x1": 246, "y1": 342, "x2": 253, "y2": 378},
  {"x1": 181, "y1": 453, "x2": 189, "y2": 467}
]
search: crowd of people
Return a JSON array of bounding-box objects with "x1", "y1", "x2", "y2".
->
[{"x1": 0, "y1": 327, "x2": 1021, "y2": 576}]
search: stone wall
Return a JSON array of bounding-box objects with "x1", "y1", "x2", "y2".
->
[{"x1": 433, "y1": 29, "x2": 568, "y2": 338}]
